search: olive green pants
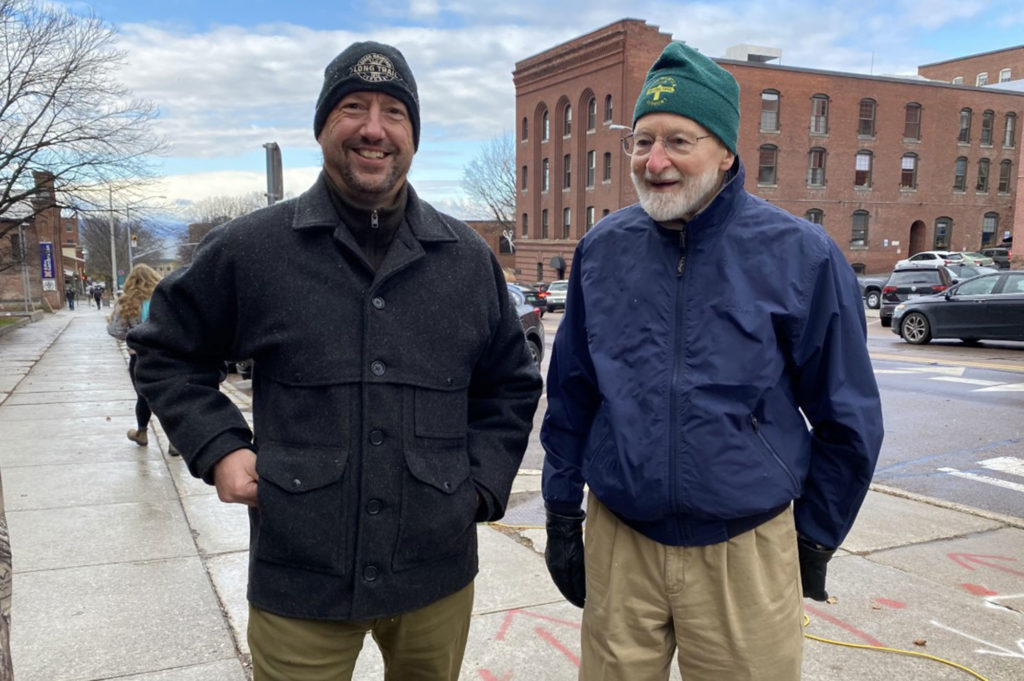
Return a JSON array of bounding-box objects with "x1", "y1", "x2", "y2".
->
[
  {"x1": 580, "y1": 495, "x2": 804, "y2": 681},
  {"x1": 249, "y1": 582, "x2": 473, "y2": 681}
]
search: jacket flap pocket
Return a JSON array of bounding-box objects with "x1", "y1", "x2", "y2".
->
[
  {"x1": 256, "y1": 443, "x2": 349, "y2": 493},
  {"x1": 414, "y1": 388, "x2": 467, "y2": 438},
  {"x1": 404, "y1": 448, "x2": 470, "y2": 494}
]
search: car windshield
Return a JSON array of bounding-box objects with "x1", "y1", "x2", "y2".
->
[
  {"x1": 955, "y1": 276, "x2": 998, "y2": 295},
  {"x1": 889, "y1": 271, "x2": 941, "y2": 285},
  {"x1": 549, "y1": 281, "x2": 568, "y2": 291}
]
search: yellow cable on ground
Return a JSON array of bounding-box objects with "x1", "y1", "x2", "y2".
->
[{"x1": 802, "y1": 613, "x2": 990, "y2": 681}]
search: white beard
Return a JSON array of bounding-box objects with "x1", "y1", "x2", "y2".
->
[{"x1": 632, "y1": 164, "x2": 723, "y2": 222}]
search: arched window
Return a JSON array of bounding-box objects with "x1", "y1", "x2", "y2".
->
[
  {"x1": 953, "y1": 157, "x2": 967, "y2": 191},
  {"x1": 760, "y1": 90, "x2": 780, "y2": 131},
  {"x1": 976, "y1": 158, "x2": 991, "y2": 192},
  {"x1": 805, "y1": 209, "x2": 823, "y2": 225},
  {"x1": 807, "y1": 147, "x2": 827, "y2": 186},
  {"x1": 957, "y1": 108, "x2": 971, "y2": 143},
  {"x1": 982, "y1": 213, "x2": 998, "y2": 247},
  {"x1": 855, "y1": 151, "x2": 872, "y2": 187},
  {"x1": 542, "y1": 110, "x2": 549, "y2": 141},
  {"x1": 521, "y1": 165, "x2": 528, "y2": 191},
  {"x1": 900, "y1": 153, "x2": 918, "y2": 189},
  {"x1": 563, "y1": 105, "x2": 572, "y2": 136},
  {"x1": 904, "y1": 103, "x2": 921, "y2": 140},
  {"x1": 521, "y1": 213, "x2": 528, "y2": 237},
  {"x1": 758, "y1": 144, "x2": 778, "y2": 185},
  {"x1": 999, "y1": 160, "x2": 1013, "y2": 193},
  {"x1": 858, "y1": 99, "x2": 876, "y2": 136},
  {"x1": 587, "y1": 97, "x2": 597, "y2": 131},
  {"x1": 851, "y1": 211, "x2": 869, "y2": 248},
  {"x1": 562, "y1": 208, "x2": 571, "y2": 239},
  {"x1": 604, "y1": 95, "x2": 613, "y2": 123},
  {"x1": 541, "y1": 158, "x2": 549, "y2": 192},
  {"x1": 1004, "y1": 113, "x2": 1017, "y2": 148},
  {"x1": 603, "y1": 152, "x2": 612, "y2": 181},
  {"x1": 810, "y1": 95, "x2": 829, "y2": 135},
  {"x1": 541, "y1": 209, "x2": 549, "y2": 239},
  {"x1": 586, "y1": 150, "x2": 596, "y2": 187},
  {"x1": 521, "y1": 117, "x2": 528, "y2": 141},
  {"x1": 562, "y1": 153, "x2": 571, "y2": 189},
  {"x1": 933, "y1": 217, "x2": 952, "y2": 250},
  {"x1": 981, "y1": 110, "x2": 995, "y2": 145}
]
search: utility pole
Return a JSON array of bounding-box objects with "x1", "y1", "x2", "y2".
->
[{"x1": 108, "y1": 186, "x2": 117, "y2": 293}]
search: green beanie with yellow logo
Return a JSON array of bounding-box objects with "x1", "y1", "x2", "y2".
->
[{"x1": 632, "y1": 42, "x2": 740, "y2": 154}]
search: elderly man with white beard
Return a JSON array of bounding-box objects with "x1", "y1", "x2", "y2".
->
[{"x1": 539, "y1": 41, "x2": 884, "y2": 681}]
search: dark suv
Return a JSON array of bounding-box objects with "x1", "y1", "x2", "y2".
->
[
  {"x1": 980, "y1": 247, "x2": 1011, "y2": 269},
  {"x1": 879, "y1": 265, "x2": 955, "y2": 327}
]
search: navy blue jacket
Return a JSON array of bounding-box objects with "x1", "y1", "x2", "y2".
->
[{"x1": 541, "y1": 160, "x2": 883, "y2": 549}]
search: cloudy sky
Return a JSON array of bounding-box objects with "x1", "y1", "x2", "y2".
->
[{"x1": 68, "y1": 0, "x2": 1024, "y2": 217}]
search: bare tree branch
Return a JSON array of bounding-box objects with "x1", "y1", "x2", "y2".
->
[{"x1": 461, "y1": 132, "x2": 516, "y2": 231}]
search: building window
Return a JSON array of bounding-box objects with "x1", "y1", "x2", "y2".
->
[
  {"x1": 805, "y1": 209, "x2": 823, "y2": 225},
  {"x1": 758, "y1": 145, "x2": 778, "y2": 185},
  {"x1": 900, "y1": 154, "x2": 918, "y2": 189},
  {"x1": 858, "y1": 99, "x2": 876, "y2": 136},
  {"x1": 933, "y1": 217, "x2": 952, "y2": 250},
  {"x1": 1004, "y1": 113, "x2": 1017, "y2": 148},
  {"x1": 958, "y1": 108, "x2": 971, "y2": 143},
  {"x1": 562, "y1": 207, "x2": 571, "y2": 239},
  {"x1": 542, "y1": 110, "x2": 549, "y2": 141},
  {"x1": 977, "y1": 158, "x2": 991, "y2": 192},
  {"x1": 952, "y1": 76, "x2": 964, "y2": 84},
  {"x1": 851, "y1": 210, "x2": 869, "y2": 248},
  {"x1": 586, "y1": 150, "x2": 596, "y2": 187},
  {"x1": 563, "y1": 153, "x2": 571, "y2": 189},
  {"x1": 904, "y1": 103, "x2": 921, "y2": 140},
  {"x1": 587, "y1": 97, "x2": 597, "y2": 132},
  {"x1": 810, "y1": 95, "x2": 829, "y2": 135},
  {"x1": 953, "y1": 157, "x2": 967, "y2": 191},
  {"x1": 999, "y1": 160, "x2": 1013, "y2": 193},
  {"x1": 999, "y1": 68, "x2": 1012, "y2": 83},
  {"x1": 976, "y1": 72, "x2": 989, "y2": 86},
  {"x1": 602, "y1": 208, "x2": 610, "y2": 218},
  {"x1": 603, "y1": 152, "x2": 612, "y2": 181},
  {"x1": 563, "y1": 105, "x2": 572, "y2": 137},
  {"x1": 807, "y1": 148, "x2": 826, "y2": 186},
  {"x1": 521, "y1": 165, "x2": 528, "y2": 191},
  {"x1": 541, "y1": 209, "x2": 549, "y2": 239},
  {"x1": 586, "y1": 206, "x2": 595, "y2": 231},
  {"x1": 521, "y1": 117, "x2": 528, "y2": 141},
  {"x1": 981, "y1": 110, "x2": 995, "y2": 145},
  {"x1": 604, "y1": 95, "x2": 613, "y2": 123},
  {"x1": 521, "y1": 213, "x2": 528, "y2": 237},
  {"x1": 499, "y1": 232, "x2": 513, "y2": 254},
  {"x1": 982, "y1": 213, "x2": 998, "y2": 247},
  {"x1": 760, "y1": 90, "x2": 780, "y2": 132},
  {"x1": 855, "y1": 151, "x2": 872, "y2": 187},
  {"x1": 541, "y1": 158, "x2": 549, "y2": 192}
]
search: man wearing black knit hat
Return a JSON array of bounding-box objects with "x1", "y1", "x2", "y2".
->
[
  {"x1": 541, "y1": 41, "x2": 883, "y2": 679},
  {"x1": 129, "y1": 41, "x2": 541, "y2": 681}
]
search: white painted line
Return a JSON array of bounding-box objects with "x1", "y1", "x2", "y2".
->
[
  {"x1": 873, "y1": 369, "x2": 919, "y2": 374},
  {"x1": 977, "y1": 383, "x2": 1024, "y2": 392},
  {"x1": 930, "y1": 620, "x2": 1024, "y2": 659},
  {"x1": 929, "y1": 376, "x2": 1003, "y2": 386},
  {"x1": 979, "y1": 457, "x2": 1024, "y2": 478},
  {"x1": 938, "y1": 467, "x2": 1024, "y2": 494},
  {"x1": 906, "y1": 366, "x2": 967, "y2": 376}
]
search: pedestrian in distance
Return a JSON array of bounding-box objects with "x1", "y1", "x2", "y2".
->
[
  {"x1": 66, "y1": 286, "x2": 76, "y2": 310},
  {"x1": 128, "y1": 40, "x2": 542, "y2": 681},
  {"x1": 106, "y1": 264, "x2": 163, "y2": 449},
  {"x1": 540, "y1": 41, "x2": 884, "y2": 681},
  {"x1": 92, "y1": 285, "x2": 102, "y2": 310}
]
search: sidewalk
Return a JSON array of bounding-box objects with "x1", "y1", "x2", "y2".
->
[{"x1": 1, "y1": 309, "x2": 1022, "y2": 681}]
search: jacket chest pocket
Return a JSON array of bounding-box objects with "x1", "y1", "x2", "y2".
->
[
  {"x1": 254, "y1": 444, "x2": 351, "y2": 575},
  {"x1": 393, "y1": 388, "x2": 476, "y2": 571}
]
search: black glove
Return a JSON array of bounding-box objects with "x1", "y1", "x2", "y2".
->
[
  {"x1": 545, "y1": 508, "x2": 586, "y2": 608},
  {"x1": 798, "y1": 536, "x2": 835, "y2": 601}
]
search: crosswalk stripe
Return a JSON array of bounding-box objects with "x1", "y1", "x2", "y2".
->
[
  {"x1": 938, "y1": 467, "x2": 1024, "y2": 494},
  {"x1": 929, "y1": 376, "x2": 1003, "y2": 386},
  {"x1": 979, "y1": 457, "x2": 1024, "y2": 478},
  {"x1": 976, "y1": 383, "x2": 1024, "y2": 392}
]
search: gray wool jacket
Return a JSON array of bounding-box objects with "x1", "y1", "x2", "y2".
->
[{"x1": 128, "y1": 174, "x2": 542, "y2": 620}]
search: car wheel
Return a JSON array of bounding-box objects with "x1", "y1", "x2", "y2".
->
[
  {"x1": 865, "y1": 290, "x2": 880, "y2": 309},
  {"x1": 546, "y1": 304, "x2": 555, "y2": 313},
  {"x1": 526, "y1": 339, "x2": 541, "y2": 369},
  {"x1": 901, "y1": 312, "x2": 932, "y2": 345}
]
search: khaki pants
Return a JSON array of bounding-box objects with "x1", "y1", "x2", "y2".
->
[
  {"x1": 249, "y1": 582, "x2": 473, "y2": 681},
  {"x1": 580, "y1": 495, "x2": 804, "y2": 681}
]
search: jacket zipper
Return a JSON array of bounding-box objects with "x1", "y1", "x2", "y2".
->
[
  {"x1": 371, "y1": 209, "x2": 379, "y2": 230},
  {"x1": 670, "y1": 227, "x2": 688, "y2": 513},
  {"x1": 750, "y1": 415, "x2": 800, "y2": 488}
]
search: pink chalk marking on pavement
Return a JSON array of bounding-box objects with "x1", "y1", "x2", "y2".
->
[
  {"x1": 478, "y1": 671, "x2": 512, "y2": 681},
  {"x1": 804, "y1": 605, "x2": 886, "y2": 647},
  {"x1": 947, "y1": 553, "x2": 1024, "y2": 577},
  {"x1": 535, "y1": 626, "x2": 580, "y2": 667},
  {"x1": 871, "y1": 598, "x2": 906, "y2": 609},
  {"x1": 494, "y1": 608, "x2": 581, "y2": 641},
  {"x1": 960, "y1": 583, "x2": 998, "y2": 596}
]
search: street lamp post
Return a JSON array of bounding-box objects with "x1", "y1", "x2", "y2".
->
[{"x1": 108, "y1": 186, "x2": 117, "y2": 294}]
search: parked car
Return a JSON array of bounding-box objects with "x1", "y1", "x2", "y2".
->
[
  {"x1": 947, "y1": 251, "x2": 995, "y2": 267},
  {"x1": 894, "y1": 250, "x2": 956, "y2": 268},
  {"x1": 980, "y1": 247, "x2": 1012, "y2": 269},
  {"x1": 857, "y1": 274, "x2": 886, "y2": 309},
  {"x1": 879, "y1": 265, "x2": 956, "y2": 327},
  {"x1": 508, "y1": 283, "x2": 545, "y2": 316},
  {"x1": 507, "y1": 284, "x2": 545, "y2": 368},
  {"x1": 544, "y1": 279, "x2": 569, "y2": 312},
  {"x1": 891, "y1": 271, "x2": 1024, "y2": 344},
  {"x1": 943, "y1": 263, "x2": 999, "y2": 281}
]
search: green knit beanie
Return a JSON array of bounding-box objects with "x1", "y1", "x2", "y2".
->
[{"x1": 633, "y1": 42, "x2": 740, "y2": 154}]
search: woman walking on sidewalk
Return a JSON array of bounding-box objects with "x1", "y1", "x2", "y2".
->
[{"x1": 107, "y1": 264, "x2": 162, "y2": 448}]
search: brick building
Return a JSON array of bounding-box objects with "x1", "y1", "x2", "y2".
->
[
  {"x1": 512, "y1": 20, "x2": 1024, "y2": 282},
  {"x1": 918, "y1": 45, "x2": 1024, "y2": 87}
]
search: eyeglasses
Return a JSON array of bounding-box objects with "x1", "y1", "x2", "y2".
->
[{"x1": 622, "y1": 132, "x2": 712, "y2": 157}]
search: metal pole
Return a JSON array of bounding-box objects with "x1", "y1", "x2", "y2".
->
[
  {"x1": 108, "y1": 186, "x2": 117, "y2": 293},
  {"x1": 18, "y1": 223, "x2": 30, "y2": 312},
  {"x1": 126, "y1": 206, "x2": 134, "y2": 271}
]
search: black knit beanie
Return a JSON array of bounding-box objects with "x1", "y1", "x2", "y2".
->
[{"x1": 314, "y1": 41, "x2": 420, "y2": 149}]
